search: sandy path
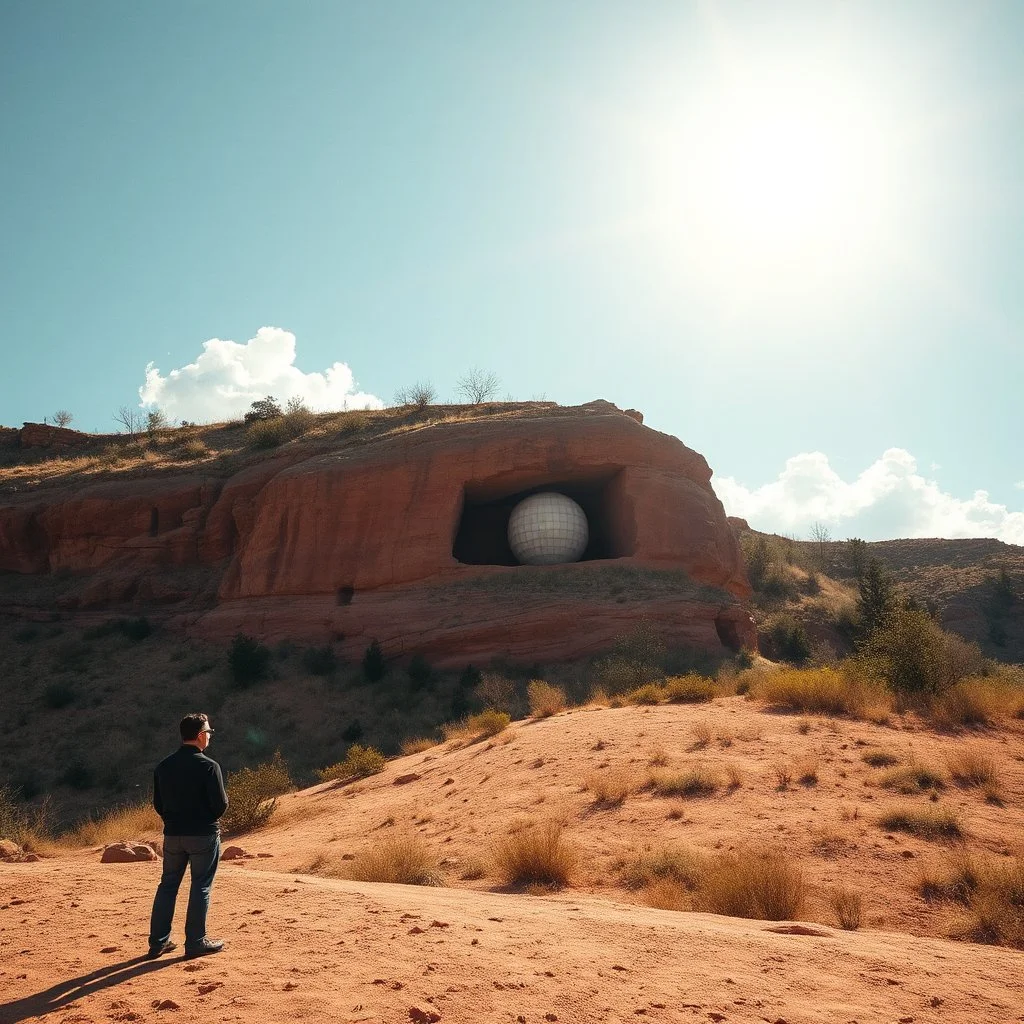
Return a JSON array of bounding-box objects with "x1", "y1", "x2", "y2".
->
[{"x1": 3, "y1": 858, "x2": 1023, "y2": 1024}]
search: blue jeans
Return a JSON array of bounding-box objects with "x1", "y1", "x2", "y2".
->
[{"x1": 149, "y1": 833, "x2": 220, "y2": 950}]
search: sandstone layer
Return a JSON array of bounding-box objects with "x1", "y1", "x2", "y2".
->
[{"x1": 0, "y1": 408, "x2": 755, "y2": 662}]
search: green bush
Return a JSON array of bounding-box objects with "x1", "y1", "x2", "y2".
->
[
  {"x1": 246, "y1": 417, "x2": 288, "y2": 448},
  {"x1": 763, "y1": 615, "x2": 811, "y2": 665},
  {"x1": 228, "y1": 633, "x2": 272, "y2": 687},
  {"x1": 362, "y1": 640, "x2": 386, "y2": 682},
  {"x1": 221, "y1": 752, "x2": 293, "y2": 836},
  {"x1": 42, "y1": 681, "x2": 77, "y2": 709},
  {"x1": 318, "y1": 744, "x2": 386, "y2": 783},
  {"x1": 408, "y1": 654, "x2": 434, "y2": 691},
  {"x1": 861, "y1": 609, "x2": 983, "y2": 697},
  {"x1": 302, "y1": 645, "x2": 338, "y2": 676}
]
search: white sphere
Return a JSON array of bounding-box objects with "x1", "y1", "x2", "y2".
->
[{"x1": 508, "y1": 492, "x2": 589, "y2": 565}]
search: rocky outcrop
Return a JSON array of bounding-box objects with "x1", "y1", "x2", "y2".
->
[
  {"x1": 18, "y1": 423, "x2": 93, "y2": 450},
  {"x1": 100, "y1": 842, "x2": 158, "y2": 863},
  {"x1": 0, "y1": 408, "x2": 756, "y2": 661}
]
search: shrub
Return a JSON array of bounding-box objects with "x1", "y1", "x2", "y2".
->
[
  {"x1": 476, "y1": 672, "x2": 519, "y2": 715},
  {"x1": 649, "y1": 765, "x2": 719, "y2": 798},
  {"x1": 245, "y1": 395, "x2": 283, "y2": 422},
  {"x1": 696, "y1": 849, "x2": 805, "y2": 921},
  {"x1": 42, "y1": 681, "x2": 77, "y2": 709},
  {"x1": 394, "y1": 382, "x2": 437, "y2": 409},
  {"x1": 491, "y1": 819, "x2": 577, "y2": 888},
  {"x1": 228, "y1": 633, "x2": 272, "y2": 687},
  {"x1": 583, "y1": 767, "x2": 637, "y2": 807},
  {"x1": 443, "y1": 709, "x2": 511, "y2": 743},
  {"x1": 861, "y1": 609, "x2": 983, "y2": 698},
  {"x1": 878, "y1": 805, "x2": 964, "y2": 841},
  {"x1": 750, "y1": 666, "x2": 886, "y2": 718},
  {"x1": 62, "y1": 801, "x2": 162, "y2": 848},
  {"x1": 829, "y1": 885, "x2": 864, "y2": 930},
  {"x1": 625, "y1": 682, "x2": 664, "y2": 705},
  {"x1": 362, "y1": 640, "x2": 386, "y2": 682},
  {"x1": 861, "y1": 750, "x2": 901, "y2": 767},
  {"x1": 345, "y1": 833, "x2": 441, "y2": 885},
  {"x1": 527, "y1": 680, "x2": 566, "y2": 718},
  {"x1": 407, "y1": 654, "x2": 434, "y2": 691},
  {"x1": 246, "y1": 417, "x2": 288, "y2": 448},
  {"x1": 947, "y1": 747, "x2": 999, "y2": 789},
  {"x1": 283, "y1": 397, "x2": 315, "y2": 437},
  {"x1": 302, "y1": 645, "x2": 338, "y2": 676},
  {"x1": 175, "y1": 437, "x2": 208, "y2": 460},
  {"x1": 663, "y1": 674, "x2": 716, "y2": 703},
  {"x1": 221, "y1": 752, "x2": 293, "y2": 836},
  {"x1": 318, "y1": 744, "x2": 386, "y2": 783},
  {"x1": 620, "y1": 845, "x2": 706, "y2": 891},
  {"x1": 879, "y1": 762, "x2": 945, "y2": 794},
  {"x1": 400, "y1": 737, "x2": 436, "y2": 755},
  {"x1": 0, "y1": 785, "x2": 51, "y2": 846},
  {"x1": 762, "y1": 615, "x2": 811, "y2": 665},
  {"x1": 928, "y1": 679, "x2": 1007, "y2": 730}
]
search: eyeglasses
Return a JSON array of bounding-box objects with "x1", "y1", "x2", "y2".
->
[{"x1": 200, "y1": 728, "x2": 215, "y2": 734}]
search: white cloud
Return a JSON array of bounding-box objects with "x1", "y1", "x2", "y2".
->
[
  {"x1": 1016, "y1": 481, "x2": 1024, "y2": 491},
  {"x1": 138, "y1": 327, "x2": 384, "y2": 422},
  {"x1": 715, "y1": 448, "x2": 1024, "y2": 545}
]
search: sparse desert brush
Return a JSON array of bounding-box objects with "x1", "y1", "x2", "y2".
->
[
  {"x1": 647, "y1": 744, "x2": 669, "y2": 767},
  {"x1": 476, "y1": 673, "x2": 519, "y2": 716},
  {"x1": 878, "y1": 805, "x2": 964, "y2": 841},
  {"x1": 588, "y1": 686, "x2": 609, "y2": 707},
  {"x1": 829, "y1": 884, "x2": 864, "y2": 930},
  {"x1": 649, "y1": 764, "x2": 719, "y2": 798},
  {"x1": 246, "y1": 416, "x2": 289, "y2": 449},
  {"x1": 723, "y1": 762, "x2": 744, "y2": 790},
  {"x1": 318, "y1": 744, "x2": 386, "y2": 783},
  {"x1": 796, "y1": 717, "x2": 812, "y2": 735},
  {"x1": 695, "y1": 848, "x2": 806, "y2": 921},
  {"x1": 643, "y1": 877, "x2": 692, "y2": 911},
  {"x1": 861, "y1": 749, "x2": 901, "y2": 768},
  {"x1": 527, "y1": 680, "x2": 567, "y2": 718},
  {"x1": 796, "y1": 757, "x2": 820, "y2": 786},
  {"x1": 920, "y1": 854, "x2": 1024, "y2": 949},
  {"x1": 0, "y1": 785, "x2": 51, "y2": 848},
  {"x1": 947, "y1": 747, "x2": 1000, "y2": 789},
  {"x1": 749, "y1": 666, "x2": 888, "y2": 718},
  {"x1": 400, "y1": 736, "x2": 436, "y2": 755},
  {"x1": 878, "y1": 762, "x2": 945, "y2": 794},
  {"x1": 442, "y1": 709, "x2": 511, "y2": 744},
  {"x1": 663, "y1": 674, "x2": 717, "y2": 704},
  {"x1": 772, "y1": 762, "x2": 793, "y2": 791},
  {"x1": 346, "y1": 833, "x2": 442, "y2": 885},
  {"x1": 689, "y1": 721, "x2": 713, "y2": 750},
  {"x1": 620, "y1": 845, "x2": 706, "y2": 891},
  {"x1": 928, "y1": 680, "x2": 998, "y2": 730},
  {"x1": 491, "y1": 819, "x2": 577, "y2": 888},
  {"x1": 625, "y1": 682, "x2": 665, "y2": 705},
  {"x1": 810, "y1": 825, "x2": 848, "y2": 858},
  {"x1": 61, "y1": 800, "x2": 162, "y2": 848},
  {"x1": 583, "y1": 767, "x2": 638, "y2": 807}
]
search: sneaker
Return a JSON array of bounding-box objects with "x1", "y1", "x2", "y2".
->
[
  {"x1": 146, "y1": 939, "x2": 177, "y2": 959},
  {"x1": 184, "y1": 938, "x2": 224, "y2": 959}
]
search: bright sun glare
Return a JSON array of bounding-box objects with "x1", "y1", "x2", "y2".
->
[{"x1": 660, "y1": 64, "x2": 900, "y2": 304}]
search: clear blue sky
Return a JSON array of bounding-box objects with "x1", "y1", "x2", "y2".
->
[{"x1": 2, "y1": 1, "x2": 1022, "y2": 541}]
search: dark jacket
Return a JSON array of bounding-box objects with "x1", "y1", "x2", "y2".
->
[{"x1": 153, "y1": 745, "x2": 229, "y2": 836}]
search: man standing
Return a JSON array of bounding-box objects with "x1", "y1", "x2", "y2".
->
[{"x1": 147, "y1": 712, "x2": 228, "y2": 959}]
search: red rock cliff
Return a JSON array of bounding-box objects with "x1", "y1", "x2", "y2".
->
[{"x1": 0, "y1": 410, "x2": 755, "y2": 663}]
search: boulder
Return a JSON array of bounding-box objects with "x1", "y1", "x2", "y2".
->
[
  {"x1": 100, "y1": 842, "x2": 157, "y2": 863},
  {"x1": 0, "y1": 838, "x2": 22, "y2": 861},
  {"x1": 221, "y1": 845, "x2": 252, "y2": 860}
]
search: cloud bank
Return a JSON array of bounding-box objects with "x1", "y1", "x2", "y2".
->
[
  {"x1": 139, "y1": 327, "x2": 384, "y2": 423},
  {"x1": 715, "y1": 448, "x2": 1024, "y2": 545}
]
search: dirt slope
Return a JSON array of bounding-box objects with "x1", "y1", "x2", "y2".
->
[{"x1": 3, "y1": 699, "x2": 1023, "y2": 1024}]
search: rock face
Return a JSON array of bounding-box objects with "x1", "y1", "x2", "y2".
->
[
  {"x1": 0, "y1": 408, "x2": 756, "y2": 662},
  {"x1": 100, "y1": 842, "x2": 158, "y2": 863}
]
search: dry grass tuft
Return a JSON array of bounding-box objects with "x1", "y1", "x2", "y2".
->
[
  {"x1": 797, "y1": 757, "x2": 820, "y2": 786},
  {"x1": 829, "y1": 884, "x2": 864, "y2": 930},
  {"x1": 689, "y1": 721, "x2": 713, "y2": 750},
  {"x1": 947, "y1": 747, "x2": 1000, "y2": 789},
  {"x1": 772, "y1": 762, "x2": 793, "y2": 791},
  {"x1": 620, "y1": 845, "x2": 706, "y2": 891},
  {"x1": 583, "y1": 767, "x2": 638, "y2": 807},
  {"x1": 927, "y1": 678, "x2": 1021, "y2": 730},
  {"x1": 318, "y1": 744, "x2": 386, "y2": 784},
  {"x1": 649, "y1": 764, "x2": 720, "y2": 798},
  {"x1": 750, "y1": 666, "x2": 889, "y2": 718},
  {"x1": 345, "y1": 833, "x2": 442, "y2": 885},
  {"x1": 647, "y1": 744, "x2": 669, "y2": 767},
  {"x1": 60, "y1": 801, "x2": 162, "y2": 848},
  {"x1": 491, "y1": 819, "x2": 577, "y2": 888},
  {"x1": 878, "y1": 762, "x2": 945, "y2": 794},
  {"x1": 695, "y1": 849, "x2": 806, "y2": 921},
  {"x1": 879, "y1": 805, "x2": 965, "y2": 841},
  {"x1": 527, "y1": 680, "x2": 567, "y2": 718},
  {"x1": 442, "y1": 709, "x2": 511, "y2": 744},
  {"x1": 861, "y1": 749, "x2": 901, "y2": 768},
  {"x1": 400, "y1": 737, "x2": 436, "y2": 755},
  {"x1": 723, "y1": 762, "x2": 744, "y2": 790},
  {"x1": 663, "y1": 674, "x2": 717, "y2": 704},
  {"x1": 458, "y1": 857, "x2": 486, "y2": 881}
]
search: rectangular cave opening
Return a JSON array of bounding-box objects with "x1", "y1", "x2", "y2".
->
[{"x1": 452, "y1": 468, "x2": 634, "y2": 566}]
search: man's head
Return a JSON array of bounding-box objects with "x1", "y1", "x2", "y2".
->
[{"x1": 179, "y1": 712, "x2": 214, "y2": 750}]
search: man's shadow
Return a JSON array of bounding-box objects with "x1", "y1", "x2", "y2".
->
[{"x1": 0, "y1": 955, "x2": 181, "y2": 1024}]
